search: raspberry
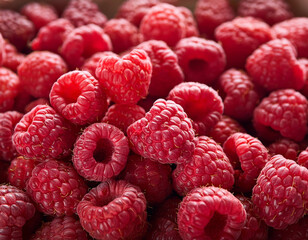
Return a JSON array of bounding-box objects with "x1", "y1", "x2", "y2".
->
[
  {"x1": 217, "y1": 69, "x2": 261, "y2": 122},
  {"x1": 238, "y1": 0, "x2": 293, "y2": 25},
  {"x1": 72, "y1": 123, "x2": 129, "y2": 182},
  {"x1": 167, "y1": 82, "x2": 224, "y2": 136},
  {"x1": 62, "y1": 0, "x2": 107, "y2": 28},
  {"x1": 18, "y1": 51, "x2": 67, "y2": 98},
  {"x1": 253, "y1": 89, "x2": 308, "y2": 142},
  {"x1": 174, "y1": 37, "x2": 226, "y2": 85},
  {"x1": 21, "y1": 2, "x2": 58, "y2": 30},
  {"x1": 101, "y1": 104, "x2": 146, "y2": 134},
  {"x1": 0, "y1": 111, "x2": 23, "y2": 161},
  {"x1": 0, "y1": 226, "x2": 22, "y2": 240},
  {"x1": 135, "y1": 40, "x2": 184, "y2": 98},
  {"x1": 0, "y1": 33, "x2": 4, "y2": 66},
  {"x1": 177, "y1": 186, "x2": 246, "y2": 239},
  {"x1": 209, "y1": 115, "x2": 246, "y2": 145},
  {"x1": 104, "y1": 18, "x2": 141, "y2": 54},
  {"x1": 298, "y1": 147, "x2": 308, "y2": 169},
  {"x1": 177, "y1": 7, "x2": 199, "y2": 38},
  {"x1": 299, "y1": 58, "x2": 308, "y2": 98},
  {"x1": 0, "y1": 10, "x2": 35, "y2": 51},
  {"x1": 127, "y1": 99, "x2": 196, "y2": 164},
  {"x1": 252, "y1": 155, "x2": 308, "y2": 229},
  {"x1": 120, "y1": 154, "x2": 172, "y2": 205},
  {"x1": 50, "y1": 70, "x2": 108, "y2": 125},
  {"x1": 96, "y1": 49, "x2": 152, "y2": 104},
  {"x1": 13, "y1": 104, "x2": 77, "y2": 160},
  {"x1": 24, "y1": 98, "x2": 49, "y2": 113},
  {"x1": 31, "y1": 216, "x2": 88, "y2": 240},
  {"x1": 215, "y1": 17, "x2": 273, "y2": 68},
  {"x1": 31, "y1": 18, "x2": 74, "y2": 53},
  {"x1": 194, "y1": 0, "x2": 235, "y2": 39},
  {"x1": 173, "y1": 136, "x2": 234, "y2": 196},
  {"x1": 0, "y1": 67, "x2": 20, "y2": 112},
  {"x1": 223, "y1": 133, "x2": 269, "y2": 193},
  {"x1": 77, "y1": 179, "x2": 147, "y2": 240},
  {"x1": 140, "y1": 3, "x2": 187, "y2": 47},
  {"x1": 2, "y1": 40, "x2": 25, "y2": 72},
  {"x1": 8, "y1": 156, "x2": 37, "y2": 190},
  {"x1": 268, "y1": 138, "x2": 300, "y2": 161},
  {"x1": 26, "y1": 159, "x2": 87, "y2": 216}
]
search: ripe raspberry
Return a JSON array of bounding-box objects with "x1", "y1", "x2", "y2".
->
[
  {"x1": 0, "y1": 111, "x2": 23, "y2": 161},
  {"x1": 96, "y1": 49, "x2": 152, "y2": 104},
  {"x1": 252, "y1": 155, "x2": 308, "y2": 229},
  {"x1": 173, "y1": 136, "x2": 234, "y2": 196},
  {"x1": 238, "y1": 0, "x2": 293, "y2": 25},
  {"x1": 26, "y1": 159, "x2": 87, "y2": 216},
  {"x1": 50, "y1": 70, "x2": 108, "y2": 125},
  {"x1": 24, "y1": 98, "x2": 49, "y2": 113},
  {"x1": 253, "y1": 89, "x2": 308, "y2": 142},
  {"x1": 13, "y1": 104, "x2": 77, "y2": 160},
  {"x1": 298, "y1": 147, "x2": 308, "y2": 169},
  {"x1": 127, "y1": 99, "x2": 196, "y2": 164},
  {"x1": 177, "y1": 7, "x2": 199, "y2": 38},
  {"x1": 2, "y1": 40, "x2": 25, "y2": 72},
  {"x1": 167, "y1": 82, "x2": 223, "y2": 136},
  {"x1": 73, "y1": 123, "x2": 129, "y2": 182},
  {"x1": 0, "y1": 10, "x2": 35, "y2": 51},
  {"x1": 0, "y1": 33, "x2": 4, "y2": 66},
  {"x1": 195, "y1": 0, "x2": 235, "y2": 39},
  {"x1": 174, "y1": 37, "x2": 226, "y2": 85},
  {"x1": 140, "y1": 3, "x2": 187, "y2": 47},
  {"x1": 0, "y1": 67, "x2": 20, "y2": 112},
  {"x1": 77, "y1": 179, "x2": 147, "y2": 240},
  {"x1": 120, "y1": 154, "x2": 172, "y2": 205},
  {"x1": 0, "y1": 226, "x2": 22, "y2": 240},
  {"x1": 298, "y1": 58, "x2": 308, "y2": 98},
  {"x1": 62, "y1": 0, "x2": 107, "y2": 28},
  {"x1": 268, "y1": 138, "x2": 300, "y2": 161},
  {"x1": 21, "y1": 2, "x2": 58, "y2": 30},
  {"x1": 31, "y1": 18, "x2": 74, "y2": 53},
  {"x1": 177, "y1": 186, "x2": 246, "y2": 239},
  {"x1": 18, "y1": 51, "x2": 67, "y2": 98}
]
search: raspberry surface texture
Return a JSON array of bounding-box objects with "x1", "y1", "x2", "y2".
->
[
  {"x1": 268, "y1": 138, "x2": 300, "y2": 161},
  {"x1": 178, "y1": 6, "x2": 199, "y2": 38},
  {"x1": 2, "y1": 40, "x2": 25, "y2": 72},
  {"x1": 0, "y1": 226, "x2": 22, "y2": 240},
  {"x1": 298, "y1": 147, "x2": 308, "y2": 169}
]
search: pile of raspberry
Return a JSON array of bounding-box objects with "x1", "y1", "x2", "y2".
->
[{"x1": 1, "y1": 0, "x2": 308, "y2": 239}]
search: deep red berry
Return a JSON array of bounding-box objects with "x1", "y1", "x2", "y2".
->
[
  {"x1": 268, "y1": 138, "x2": 300, "y2": 161},
  {"x1": 178, "y1": 6, "x2": 199, "y2": 38},
  {"x1": 0, "y1": 33, "x2": 4, "y2": 66},
  {"x1": 0, "y1": 226, "x2": 22, "y2": 240},
  {"x1": 2, "y1": 40, "x2": 25, "y2": 72},
  {"x1": 298, "y1": 147, "x2": 308, "y2": 169},
  {"x1": 299, "y1": 58, "x2": 308, "y2": 98}
]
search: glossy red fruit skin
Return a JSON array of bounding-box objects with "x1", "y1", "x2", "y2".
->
[
  {"x1": 268, "y1": 138, "x2": 300, "y2": 161},
  {"x1": 298, "y1": 147, "x2": 308, "y2": 169}
]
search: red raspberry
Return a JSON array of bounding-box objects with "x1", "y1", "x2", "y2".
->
[
  {"x1": 167, "y1": 82, "x2": 223, "y2": 136},
  {"x1": 2, "y1": 40, "x2": 25, "y2": 72},
  {"x1": 8, "y1": 156, "x2": 37, "y2": 190},
  {"x1": 24, "y1": 98, "x2": 49, "y2": 113},
  {"x1": 252, "y1": 155, "x2": 308, "y2": 229},
  {"x1": 194, "y1": 0, "x2": 235, "y2": 39},
  {"x1": 178, "y1": 6, "x2": 199, "y2": 38},
  {"x1": 96, "y1": 49, "x2": 152, "y2": 104},
  {"x1": 173, "y1": 136, "x2": 234, "y2": 196},
  {"x1": 18, "y1": 51, "x2": 67, "y2": 98},
  {"x1": 104, "y1": 18, "x2": 141, "y2": 54},
  {"x1": 0, "y1": 10, "x2": 35, "y2": 51},
  {"x1": 120, "y1": 154, "x2": 172, "y2": 205},
  {"x1": 26, "y1": 159, "x2": 87, "y2": 216},
  {"x1": 298, "y1": 147, "x2": 308, "y2": 169},
  {"x1": 102, "y1": 104, "x2": 146, "y2": 134},
  {"x1": 177, "y1": 186, "x2": 246, "y2": 239},
  {"x1": 73, "y1": 123, "x2": 129, "y2": 182},
  {"x1": 268, "y1": 138, "x2": 300, "y2": 161},
  {"x1": 174, "y1": 37, "x2": 226, "y2": 85},
  {"x1": 0, "y1": 161, "x2": 9, "y2": 184},
  {"x1": 0, "y1": 184, "x2": 35, "y2": 228},
  {"x1": 127, "y1": 99, "x2": 196, "y2": 164},
  {"x1": 217, "y1": 69, "x2": 261, "y2": 122},
  {"x1": 31, "y1": 18, "x2": 74, "y2": 53},
  {"x1": 215, "y1": 17, "x2": 273, "y2": 68},
  {"x1": 238, "y1": 0, "x2": 293, "y2": 25},
  {"x1": 62, "y1": 0, "x2": 107, "y2": 28},
  {"x1": 0, "y1": 67, "x2": 20, "y2": 112},
  {"x1": 50, "y1": 70, "x2": 108, "y2": 125},
  {"x1": 0, "y1": 111, "x2": 23, "y2": 161},
  {"x1": 0, "y1": 226, "x2": 22, "y2": 240},
  {"x1": 246, "y1": 39, "x2": 306, "y2": 91},
  {"x1": 223, "y1": 133, "x2": 269, "y2": 193},
  {"x1": 13, "y1": 105, "x2": 77, "y2": 160},
  {"x1": 31, "y1": 216, "x2": 88, "y2": 240},
  {"x1": 0, "y1": 33, "x2": 4, "y2": 66},
  {"x1": 61, "y1": 24, "x2": 112, "y2": 69},
  {"x1": 21, "y1": 2, "x2": 58, "y2": 30},
  {"x1": 77, "y1": 179, "x2": 147, "y2": 240},
  {"x1": 299, "y1": 58, "x2": 308, "y2": 98},
  {"x1": 253, "y1": 89, "x2": 308, "y2": 142},
  {"x1": 140, "y1": 3, "x2": 187, "y2": 47}
]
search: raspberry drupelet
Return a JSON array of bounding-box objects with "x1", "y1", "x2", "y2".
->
[
  {"x1": 298, "y1": 147, "x2": 308, "y2": 169},
  {"x1": 268, "y1": 138, "x2": 300, "y2": 161}
]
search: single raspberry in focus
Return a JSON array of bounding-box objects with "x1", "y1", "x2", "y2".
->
[
  {"x1": 268, "y1": 138, "x2": 300, "y2": 161},
  {"x1": 253, "y1": 89, "x2": 308, "y2": 142},
  {"x1": 174, "y1": 37, "x2": 226, "y2": 85},
  {"x1": 298, "y1": 147, "x2": 308, "y2": 169},
  {"x1": 177, "y1": 6, "x2": 199, "y2": 38},
  {"x1": 127, "y1": 99, "x2": 196, "y2": 164},
  {"x1": 2, "y1": 40, "x2": 25, "y2": 72},
  {"x1": 77, "y1": 179, "x2": 147, "y2": 240},
  {"x1": 24, "y1": 98, "x2": 49, "y2": 113},
  {"x1": 178, "y1": 186, "x2": 246, "y2": 239},
  {"x1": 26, "y1": 159, "x2": 87, "y2": 216}
]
